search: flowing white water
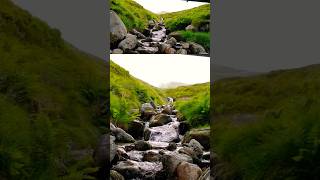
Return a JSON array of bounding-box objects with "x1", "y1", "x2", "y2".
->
[{"x1": 134, "y1": 0, "x2": 209, "y2": 14}]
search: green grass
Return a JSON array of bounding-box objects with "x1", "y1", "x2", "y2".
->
[
  {"x1": 110, "y1": 0, "x2": 158, "y2": 31},
  {"x1": 0, "y1": 0, "x2": 107, "y2": 179},
  {"x1": 212, "y1": 64, "x2": 320, "y2": 179},
  {"x1": 162, "y1": 4, "x2": 210, "y2": 32},
  {"x1": 177, "y1": 31, "x2": 210, "y2": 51},
  {"x1": 110, "y1": 61, "x2": 165, "y2": 127},
  {"x1": 165, "y1": 83, "x2": 210, "y2": 127}
]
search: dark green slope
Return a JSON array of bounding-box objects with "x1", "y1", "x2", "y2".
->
[
  {"x1": 212, "y1": 64, "x2": 320, "y2": 179},
  {"x1": 0, "y1": 0, "x2": 107, "y2": 179}
]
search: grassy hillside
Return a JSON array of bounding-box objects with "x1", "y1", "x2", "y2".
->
[
  {"x1": 110, "y1": 61, "x2": 165, "y2": 127},
  {"x1": 162, "y1": 4, "x2": 210, "y2": 50},
  {"x1": 212, "y1": 64, "x2": 320, "y2": 179},
  {"x1": 165, "y1": 83, "x2": 210, "y2": 127},
  {"x1": 0, "y1": 0, "x2": 107, "y2": 179},
  {"x1": 162, "y1": 4, "x2": 210, "y2": 32},
  {"x1": 110, "y1": 0, "x2": 158, "y2": 31}
]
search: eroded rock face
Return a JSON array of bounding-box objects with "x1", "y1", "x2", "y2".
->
[
  {"x1": 176, "y1": 162, "x2": 202, "y2": 180},
  {"x1": 110, "y1": 11, "x2": 127, "y2": 46}
]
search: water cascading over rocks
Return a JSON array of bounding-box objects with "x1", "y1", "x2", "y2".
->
[
  {"x1": 108, "y1": 97, "x2": 211, "y2": 180},
  {"x1": 110, "y1": 11, "x2": 208, "y2": 56}
]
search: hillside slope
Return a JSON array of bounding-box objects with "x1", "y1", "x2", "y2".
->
[
  {"x1": 110, "y1": 61, "x2": 165, "y2": 127},
  {"x1": 0, "y1": 0, "x2": 107, "y2": 179},
  {"x1": 110, "y1": 0, "x2": 158, "y2": 31},
  {"x1": 212, "y1": 64, "x2": 320, "y2": 179}
]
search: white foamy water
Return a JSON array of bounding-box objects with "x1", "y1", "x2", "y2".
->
[
  {"x1": 134, "y1": 0, "x2": 209, "y2": 14},
  {"x1": 110, "y1": 54, "x2": 210, "y2": 88}
]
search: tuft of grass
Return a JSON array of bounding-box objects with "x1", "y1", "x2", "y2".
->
[
  {"x1": 110, "y1": 0, "x2": 158, "y2": 31},
  {"x1": 177, "y1": 31, "x2": 210, "y2": 51}
]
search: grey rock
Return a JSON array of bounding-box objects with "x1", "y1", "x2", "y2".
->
[
  {"x1": 149, "y1": 114, "x2": 173, "y2": 127},
  {"x1": 110, "y1": 11, "x2": 127, "y2": 45},
  {"x1": 189, "y1": 42, "x2": 206, "y2": 55},
  {"x1": 166, "y1": 37, "x2": 177, "y2": 46},
  {"x1": 118, "y1": 34, "x2": 137, "y2": 51},
  {"x1": 176, "y1": 49, "x2": 188, "y2": 54},
  {"x1": 128, "y1": 120, "x2": 145, "y2": 139},
  {"x1": 112, "y1": 128, "x2": 135, "y2": 143},
  {"x1": 136, "y1": 46, "x2": 159, "y2": 54},
  {"x1": 112, "y1": 48, "x2": 123, "y2": 54},
  {"x1": 134, "y1": 140, "x2": 152, "y2": 151},
  {"x1": 176, "y1": 161, "x2": 202, "y2": 180}
]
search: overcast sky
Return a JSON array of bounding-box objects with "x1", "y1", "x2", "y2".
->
[
  {"x1": 133, "y1": 0, "x2": 208, "y2": 14},
  {"x1": 111, "y1": 55, "x2": 210, "y2": 88}
]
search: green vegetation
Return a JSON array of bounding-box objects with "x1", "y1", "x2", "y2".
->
[
  {"x1": 162, "y1": 4, "x2": 210, "y2": 32},
  {"x1": 177, "y1": 30, "x2": 210, "y2": 51},
  {"x1": 110, "y1": 0, "x2": 158, "y2": 31},
  {"x1": 165, "y1": 83, "x2": 210, "y2": 127},
  {"x1": 110, "y1": 61, "x2": 165, "y2": 126},
  {"x1": 0, "y1": 0, "x2": 107, "y2": 179},
  {"x1": 212, "y1": 64, "x2": 320, "y2": 179}
]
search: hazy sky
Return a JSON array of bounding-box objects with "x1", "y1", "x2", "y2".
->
[
  {"x1": 134, "y1": 0, "x2": 209, "y2": 14},
  {"x1": 111, "y1": 54, "x2": 210, "y2": 88}
]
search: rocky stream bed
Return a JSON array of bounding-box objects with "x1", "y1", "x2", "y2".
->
[
  {"x1": 105, "y1": 98, "x2": 211, "y2": 180},
  {"x1": 110, "y1": 11, "x2": 209, "y2": 55}
]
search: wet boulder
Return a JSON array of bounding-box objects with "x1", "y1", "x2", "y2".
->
[
  {"x1": 176, "y1": 162, "x2": 202, "y2": 180},
  {"x1": 118, "y1": 34, "x2": 138, "y2": 51},
  {"x1": 188, "y1": 139, "x2": 204, "y2": 157},
  {"x1": 159, "y1": 43, "x2": 171, "y2": 53},
  {"x1": 134, "y1": 140, "x2": 152, "y2": 151},
  {"x1": 162, "y1": 152, "x2": 193, "y2": 176},
  {"x1": 128, "y1": 120, "x2": 145, "y2": 139},
  {"x1": 161, "y1": 105, "x2": 173, "y2": 115},
  {"x1": 143, "y1": 150, "x2": 161, "y2": 162},
  {"x1": 182, "y1": 128, "x2": 210, "y2": 150},
  {"x1": 110, "y1": 11, "x2": 127, "y2": 45},
  {"x1": 176, "y1": 49, "x2": 188, "y2": 54},
  {"x1": 141, "y1": 103, "x2": 156, "y2": 120},
  {"x1": 166, "y1": 142, "x2": 177, "y2": 151},
  {"x1": 131, "y1": 28, "x2": 146, "y2": 39},
  {"x1": 112, "y1": 48, "x2": 123, "y2": 54},
  {"x1": 112, "y1": 128, "x2": 135, "y2": 143},
  {"x1": 166, "y1": 37, "x2": 177, "y2": 46},
  {"x1": 112, "y1": 161, "x2": 143, "y2": 179},
  {"x1": 149, "y1": 114, "x2": 173, "y2": 127},
  {"x1": 189, "y1": 42, "x2": 207, "y2": 55}
]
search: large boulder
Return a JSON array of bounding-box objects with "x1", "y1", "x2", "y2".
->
[
  {"x1": 140, "y1": 103, "x2": 156, "y2": 120},
  {"x1": 112, "y1": 128, "x2": 135, "y2": 143},
  {"x1": 112, "y1": 48, "x2": 123, "y2": 54},
  {"x1": 149, "y1": 114, "x2": 173, "y2": 127},
  {"x1": 159, "y1": 43, "x2": 171, "y2": 53},
  {"x1": 176, "y1": 49, "x2": 188, "y2": 54},
  {"x1": 110, "y1": 170, "x2": 125, "y2": 180},
  {"x1": 166, "y1": 37, "x2": 177, "y2": 46},
  {"x1": 112, "y1": 161, "x2": 143, "y2": 179},
  {"x1": 182, "y1": 128, "x2": 210, "y2": 150},
  {"x1": 110, "y1": 11, "x2": 127, "y2": 45},
  {"x1": 188, "y1": 139, "x2": 204, "y2": 157},
  {"x1": 94, "y1": 134, "x2": 116, "y2": 167},
  {"x1": 162, "y1": 152, "x2": 193, "y2": 176},
  {"x1": 118, "y1": 34, "x2": 138, "y2": 51},
  {"x1": 161, "y1": 105, "x2": 173, "y2": 115},
  {"x1": 134, "y1": 140, "x2": 152, "y2": 151},
  {"x1": 189, "y1": 42, "x2": 207, "y2": 55},
  {"x1": 143, "y1": 150, "x2": 161, "y2": 162},
  {"x1": 176, "y1": 162, "x2": 202, "y2": 180},
  {"x1": 165, "y1": 47, "x2": 176, "y2": 54},
  {"x1": 128, "y1": 120, "x2": 145, "y2": 139}
]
